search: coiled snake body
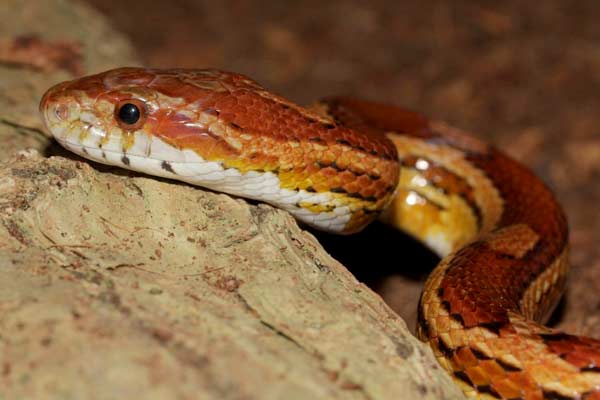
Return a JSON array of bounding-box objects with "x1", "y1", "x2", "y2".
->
[{"x1": 40, "y1": 68, "x2": 600, "y2": 399}]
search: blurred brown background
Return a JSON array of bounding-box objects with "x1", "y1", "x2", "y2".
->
[{"x1": 83, "y1": 0, "x2": 600, "y2": 334}]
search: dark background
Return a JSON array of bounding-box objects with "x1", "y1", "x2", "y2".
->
[{"x1": 83, "y1": 0, "x2": 600, "y2": 334}]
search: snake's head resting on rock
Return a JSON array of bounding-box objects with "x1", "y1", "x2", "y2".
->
[{"x1": 40, "y1": 67, "x2": 400, "y2": 234}]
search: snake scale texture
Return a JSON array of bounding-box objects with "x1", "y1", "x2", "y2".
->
[{"x1": 40, "y1": 68, "x2": 600, "y2": 399}]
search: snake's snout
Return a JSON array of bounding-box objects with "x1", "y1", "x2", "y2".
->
[{"x1": 39, "y1": 81, "x2": 82, "y2": 139}]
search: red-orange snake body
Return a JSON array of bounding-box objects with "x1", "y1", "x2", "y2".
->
[{"x1": 40, "y1": 68, "x2": 600, "y2": 399}]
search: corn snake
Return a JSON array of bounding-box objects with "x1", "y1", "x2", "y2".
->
[{"x1": 39, "y1": 68, "x2": 600, "y2": 399}]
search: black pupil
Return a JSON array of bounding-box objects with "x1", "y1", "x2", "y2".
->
[{"x1": 118, "y1": 103, "x2": 140, "y2": 125}]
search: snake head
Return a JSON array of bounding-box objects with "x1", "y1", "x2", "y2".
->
[{"x1": 39, "y1": 67, "x2": 248, "y2": 172}]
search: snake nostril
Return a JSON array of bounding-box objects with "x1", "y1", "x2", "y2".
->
[{"x1": 55, "y1": 103, "x2": 69, "y2": 121}]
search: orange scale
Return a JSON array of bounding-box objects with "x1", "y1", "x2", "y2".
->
[
  {"x1": 308, "y1": 171, "x2": 327, "y2": 183},
  {"x1": 338, "y1": 171, "x2": 356, "y2": 184},
  {"x1": 305, "y1": 163, "x2": 322, "y2": 176},
  {"x1": 320, "y1": 167, "x2": 339, "y2": 179},
  {"x1": 510, "y1": 372, "x2": 542, "y2": 396},
  {"x1": 360, "y1": 186, "x2": 377, "y2": 199},
  {"x1": 479, "y1": 359, "x2": 508, "y2": 379},
  {"x1": 454, "y1": 347, "x2": 479, "y2": 368},
  {"x1": 300, "y1": 151, "x2": 315, "y2": 164},
  {"x1": 321, "y1": 175, "x2": 342, "y2": 191},
  {"x1": 463, "y1": 365, "x2": 492, "y2": 387},
  {"x1": 289, "y1": 145, "x2": 307, "y2": 159},
  {"x1": 344, "y1": 181, "x2": 362, "y2": 195},
  {"x1": 488, "y1": 376, "x2": 527, "y2": 400},
  {"x1": 336, "y1": 150, "x2": 352, "y2": 162},
  {"x1": 320, "y1": 153, "x2": 338, "y2": 165}
]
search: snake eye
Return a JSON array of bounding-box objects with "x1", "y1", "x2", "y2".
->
[
  {"x1": 115, "y1": 99, "x2": 146, "y2": 130},
  {"x1": 118, "y1": 103, "x2": 139, "y2": 124}
]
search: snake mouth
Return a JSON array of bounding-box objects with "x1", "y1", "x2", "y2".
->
[{"x1": 54, "y1": 137, "x2": 226, "y2": 179}]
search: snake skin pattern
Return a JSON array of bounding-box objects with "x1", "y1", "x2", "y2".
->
[{"x1": 40, "y1": 68, "x2": 600, "y2": 399}]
